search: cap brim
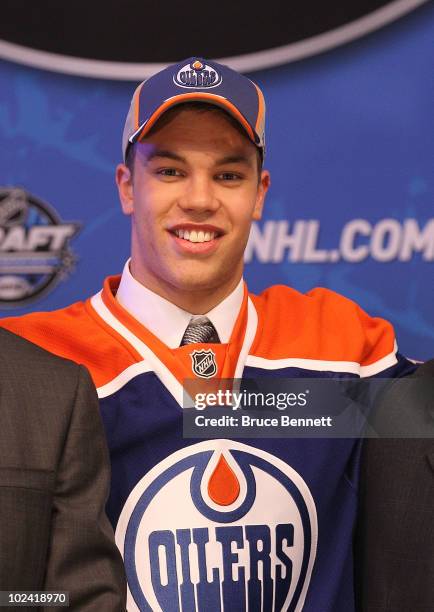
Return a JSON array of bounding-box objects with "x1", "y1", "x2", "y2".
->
[{"x1": 130, "y1": 91, "x2": 257, "y2": 147}]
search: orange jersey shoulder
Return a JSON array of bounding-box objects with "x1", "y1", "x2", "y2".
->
[
  {"x1": 249, "y1": 285, "x2": 395, "y2": 366},
  {"x1": 0, "y1": 300, "x2": 141, "y2": 387}
]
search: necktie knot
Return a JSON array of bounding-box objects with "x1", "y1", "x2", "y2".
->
[{"x1": 180, "y1": 316, "x2": 220, "y2": 346}]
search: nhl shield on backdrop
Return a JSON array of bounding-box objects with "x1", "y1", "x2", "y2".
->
[
  {"x1": 0, "y1": 0, "x2": 427, "y2": 79},
  {"x1": 0, "y1": 188, "x2": 80, "y2": 308},
  {"x1": 116, "y1": 440, "x2": 318, "y2": 611}
]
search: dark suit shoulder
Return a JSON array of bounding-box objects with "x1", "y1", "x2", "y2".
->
[
  {"x1": 0, "y1": 327, "x2": 79, "y2": 377},
  {"x1": 416, "y1": 358, "x2": 434, "y2": 377},
  {"x1": 0, "y1": 327, "x2": 84, "y2": 406}
]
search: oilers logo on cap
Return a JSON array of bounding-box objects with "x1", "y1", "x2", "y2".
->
[
  {"x1": 116, "y1": 440, "x2": 317, "y2": 611},
  {"x1": 173, "y1": 60, "x2": 223, "y2": 89}
]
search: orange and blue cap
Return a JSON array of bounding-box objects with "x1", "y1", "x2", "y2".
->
[{"x1": 122, "y1": 57, "x2": 266, "y2": 162}]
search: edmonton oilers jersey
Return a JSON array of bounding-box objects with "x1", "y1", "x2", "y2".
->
[{"x1": 0, "y1": 276, "x2": 414, "y2": 611}]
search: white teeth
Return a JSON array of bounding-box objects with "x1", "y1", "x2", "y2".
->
[{"x1": 174, "y1": 229, "x2": 217, "y2": 242}]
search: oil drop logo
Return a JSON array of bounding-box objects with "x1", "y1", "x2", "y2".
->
[
  {"x1": 116, "y1": 440, "x2": 317, "y2": 611},
  {"x1": 173, "y1": 59, "x2": 223, "y2": 89}
]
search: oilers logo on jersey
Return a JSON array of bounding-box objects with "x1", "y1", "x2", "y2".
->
[{"x1": 116, "y1": 440, "x2": 318, "y2": 612}]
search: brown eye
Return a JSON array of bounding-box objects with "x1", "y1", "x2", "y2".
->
[
  {"x1": 159, "y1": 169, "x2": 179, "y2": 176},
  {"x1": 156, "y1": 168, "x2": 184, "y2": 178},
  {"x1": 218, "y1": 172, "x2": 241, "y2": 181}
]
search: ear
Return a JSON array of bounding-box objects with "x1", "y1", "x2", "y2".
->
[
  {"x1": 116, "y1": 163, "x2": 134, "y2": 215},
  {"x1": 252, "y1": 169, "x2": 270, "y2": 220}
]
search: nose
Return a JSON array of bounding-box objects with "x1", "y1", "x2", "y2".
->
[{"x1": 177, "y1": 175, "x2": 220, "y2": 214}]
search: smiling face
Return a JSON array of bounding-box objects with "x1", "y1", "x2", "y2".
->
[{"x1": 116, "y1": 106, "x2": 270, "y2": 312}]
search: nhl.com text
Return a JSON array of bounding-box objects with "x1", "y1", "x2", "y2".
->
[{"x1": 245, "y1": 218, "x2": 434, "y2": 263}]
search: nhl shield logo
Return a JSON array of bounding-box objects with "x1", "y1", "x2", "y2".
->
[{"x1": 190, "y1": 349, "x2": 217, "y2": 378}]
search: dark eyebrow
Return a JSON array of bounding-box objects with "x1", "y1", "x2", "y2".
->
[
  {"x1": 215, "y1": 155, "x2": 252, "y2": 166},
  {"x1": 143, "y1": 149, "x2": 252, "y2": 166},
  {"x1": 145, "y1": 149, "x2": 187, "y2": 163}
]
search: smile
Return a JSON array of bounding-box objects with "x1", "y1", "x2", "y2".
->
[{"x1": 174, "y1": 229, "x2": 218, "y2": 243}]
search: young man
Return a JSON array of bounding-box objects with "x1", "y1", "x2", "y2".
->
[{"x1": 1, "y1": 58, "x2": 414, "y2": 611}]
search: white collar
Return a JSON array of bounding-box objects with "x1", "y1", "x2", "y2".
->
[{"x1": 115, "y1": 260, "x2": 244, "y2": 348}]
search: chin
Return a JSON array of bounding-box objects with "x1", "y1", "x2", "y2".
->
[
  {"x1": 171, "y1": 271, "x2": 225, "y2": 293},
  {"x1": 174, "y1": 278, "x2": 215, "y2": 292}
]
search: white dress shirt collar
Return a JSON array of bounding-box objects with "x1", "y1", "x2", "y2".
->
[{"x1": 115, "y1": 260, "x2": 244, "y2": 348}]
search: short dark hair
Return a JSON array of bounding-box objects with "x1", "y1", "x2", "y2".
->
[{"x1": 125, "y1": 101, "x2": 263, "y2": 179}]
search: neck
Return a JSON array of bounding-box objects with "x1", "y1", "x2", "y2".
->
[{"x1": 129, "y1": 261, "x2": 242, "y2": 314}]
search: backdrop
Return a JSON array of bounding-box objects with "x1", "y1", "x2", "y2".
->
[{"x1": 0, "y1": 1, "x2": 432, "y2": 359}]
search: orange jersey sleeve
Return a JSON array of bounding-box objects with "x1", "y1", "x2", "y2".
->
[
  {"x1": 250, "y1": 285, "x2": 396, "y2": 366},
  {"x1": 0, "y1": 300, "x2": 142, "y2": 388}
]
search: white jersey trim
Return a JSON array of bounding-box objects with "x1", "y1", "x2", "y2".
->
[
  {"x1": 91, "y1": 289, "x2": 399, "y2": 399},
  {"x1": 234, "y1": 297, "x2": 258, "y2": 379},
  {"x1": 97, "y1": 361, "x2": 153, "y2": 398},
  {"x1": 90, "y1": 291, "x2": 186, "y2": 406},
  {"x1": 359, "y1": 341, "x2": 399, "y2": 376},
  {"x1": 245, "y1": 341, "x2": 398, "y2": 377},
  {"x1": 90, "y1": 290, "x2": 259, "y2": 404}
]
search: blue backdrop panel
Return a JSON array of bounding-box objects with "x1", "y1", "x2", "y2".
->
[{"x1": 0, "y1": 3, "x2": 432, "y2": 358}]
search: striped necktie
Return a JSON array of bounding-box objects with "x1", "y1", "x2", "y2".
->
[{"x1": 180, "y1": 316, "x2": 220, "y2": 346}]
